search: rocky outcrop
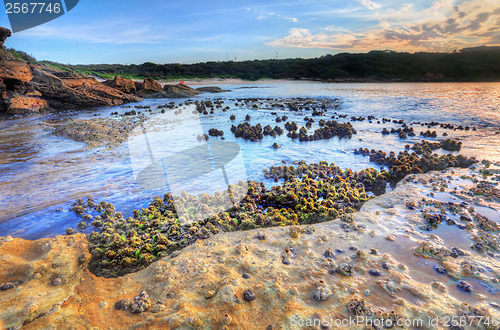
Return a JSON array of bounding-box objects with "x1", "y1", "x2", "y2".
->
[
  {"x1": 0, "y1": 27, "x2": 11, "y2": 48},
  {"x1": 0, "y1": 59, "x2": 33, "y2": 83},
  {"x1": 136, "y1": 78, "x2": 162, "y2": 97},
  {"x1": 196, "y1": 86, "x2": 229, "y2": 93},
  {"x1": 7, "y1": 94, "x2": 49, "y2": 114},
  {"x1": 161, "y1": 83, "x2": 202, "y2": 98},
  {"x1": 1, "y1": 168, "x2": 500, "y2": 328},
  {"x1": 103, "y1": 76, "x2": 136, "y2": 94},
  {"x1": 61, "y1": 77, "x2": 99, "y2": 88},
  {"x1": 0, "y1": 27, "x2": 143, "y2": 114},
  {"x1": 0, "y1": 234, "x2": 91, "y2": 329},
  {"x1": 29, "y1": 68, "x2": 141, "y2": 110}
]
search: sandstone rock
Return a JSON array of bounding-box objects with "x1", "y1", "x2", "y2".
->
[
  {"x1": 7, "y1": 95, "x2": 49, "y2": 114},
  {"x1": 30, "y1": 68, "x2": 141, "y2": 109},
  {"x1": 0, "y1": 234, "x2": 89, "y2": 329},
  {"x1": 136, "y1": 78, "x2": 162, "y2": 96},
  {"x1": 61, "y1": 77, "x2": 99, "y2": 88},
  {"x1": 103, "y1": 76, "x2": 136, "y2": 94},
  {"x1": 0, "y1": 27, "x2": 11, "y2": 48},
  {"x1": 143, "y1": 78, "x2": 162, "y2": 92},
  {"x1": 0, "y1": 60, "x2": 33, "y2": 83}
]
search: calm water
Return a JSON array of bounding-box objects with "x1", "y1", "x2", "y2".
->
[{"x1": 0, "y1": 81, "x2": 499, "y2": 239}]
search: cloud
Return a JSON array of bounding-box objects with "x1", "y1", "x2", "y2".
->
[
  {"x1": 268, "y1": 0, "x2": 500, "y2": 52},
  {"x1": 252, "y1": 9, "x2": 299, "y2": 23},
  {"x1": 16, "y1": 22, "x2": 168, "y2": 45},
  {"x1": 324, "y1": 25, "x2": 351, "y2": 32},
  {"x1": 360, "y1": 0, "x2": 381, "y2": 10}
]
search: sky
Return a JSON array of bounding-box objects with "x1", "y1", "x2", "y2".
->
[{"x1": 0, "y1": 0, "x2": 499, "y2": 64}]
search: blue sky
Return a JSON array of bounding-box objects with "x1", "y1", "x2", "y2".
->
[{"x1": 1, "y1": 0, "x2": 499, "y2": 64}]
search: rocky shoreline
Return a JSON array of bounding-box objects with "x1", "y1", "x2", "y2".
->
[
  {"x1": 0, "y1": 27, "x2": 224, "y2": 115},
  {"x1": 1, "y1": 165, "x2": 499, "y2": 329}
]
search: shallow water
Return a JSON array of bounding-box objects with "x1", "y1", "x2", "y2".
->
[{"x1": 0, "y1": 81, "x2": 499, "y2": 239}]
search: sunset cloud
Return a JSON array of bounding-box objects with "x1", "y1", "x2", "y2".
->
[{"x1": 268, "y1": 0, "x2": 500, "y2": 52}]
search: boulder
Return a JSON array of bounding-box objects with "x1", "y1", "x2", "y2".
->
[
  {"x1": 0, "y1": 27, "x2": 11, "y2": 48},
  {"x1": 134, "y1": 81, "x2": 143, "y2": 91},
  {"x1": 143, "y1": 78, "x2": 162, "y2": 92},
  {"x1": 137, "y1": 78, "x2": 162, "y2": 96},
  {"x1": 102, "y1": 76, "x2": 136, "y2": 94},
  {"x1": 162, "y1": 84, "x2": 202, "y2": 98},
  {"x1": 196, "y1": 86, "x2": 229, "y2": 93}
]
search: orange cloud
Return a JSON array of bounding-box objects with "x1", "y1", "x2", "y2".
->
[{"x1": 268, "y1": 0, "x2": 500, "y2": 52}]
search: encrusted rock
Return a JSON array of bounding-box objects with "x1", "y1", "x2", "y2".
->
[
  {"x1": 114, "y1": 299, "x2": 132, "y2": 311},
  {"x1": 313, "y1": 281, "x2": 332, "y2": 301},
  {"x1": 130, "y1": 291, "x2": 151, "y2": 313},
  {"x1": 243, "y1": 289, "x2": 256, "y2": 302}
]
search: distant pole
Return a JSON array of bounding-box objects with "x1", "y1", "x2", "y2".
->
[{"x1": 276, "y1": 52, "x2": 278, "y2": 60}]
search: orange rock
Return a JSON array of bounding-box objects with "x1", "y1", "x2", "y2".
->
[
  {"x1": 0, "y1": 60, "x2": 33, "y2": 83},
  {"x1": 8, "y1": 95, "x2": 49, "y2": 114},
  {"x1": 103, "y1": 76, "x2": 136, "y2": 94}
]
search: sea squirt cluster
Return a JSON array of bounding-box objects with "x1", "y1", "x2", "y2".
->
[{"x1": 353, "y1": 148, "x2": 477, "y2": 183}]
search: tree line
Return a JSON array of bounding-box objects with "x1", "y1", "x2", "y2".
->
[{"x1": 49, "y1": 47, "x2": 500, "y2": 82}]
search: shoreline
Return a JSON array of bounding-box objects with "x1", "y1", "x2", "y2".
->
[{"x1": 1, "y1": 165, "x2": 499, "y2": 328}]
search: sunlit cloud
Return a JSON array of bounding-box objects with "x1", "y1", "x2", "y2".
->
[{"x1": 268, "y1": 0, "x2": 500, "y2": 52}]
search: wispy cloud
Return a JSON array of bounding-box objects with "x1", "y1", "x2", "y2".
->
[
  {"x1": 252, "y1": 9, "x2": 299, "y2": 23},
  {"x1": 16, "y1": 22, "x2": 169, "y2": 44},
  {"x1": 268, "y1": 0, "x2": 500, "y2": 52},
  {"x1": 360, "y1": 0, "x2": 381, "y2": 10}
]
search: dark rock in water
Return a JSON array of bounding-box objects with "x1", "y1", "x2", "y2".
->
[
  {"x1": 196, "y1": 86, "x2": 229, "y2": 93},
  {"x1": 208, "y1": 128, "x2": 224, "y2": 137},
  {"x1": 370, "y1": 248, "x2": 379, "y2": 255},
  {"x1": 243, "y1": 289, "x2": 256, "y2": 302},
  {"x1": 242, "y1": 273, "x2": 251, "y2": 279},
  {"x1": 472, "y1": 242, "x2": 485, "y2": 252},
  {"x1": 131, "y1": 291, "x2": 151, "y2": 313},
  {"x1": 450, "y1": 247, "x2": 465, "y2": 258},
  {"x1": 460, "y1": 214, "x2": 472, "y2": 222},
  {"x1": 381, "y1": 262, "x2": 390, "y2": 270},
  {"x1": 457, "y1": 280, "x2": 472, "y2": 292},
  {"x1": 368, "y1": 269, "x2": 382, "y2": 276},
  {"x1": 161, "y1": 83, "x2": 202, "y2": 98},
  {"x1": 282, "y1": 257, "x2": 291, "y2": 265},
  {"x1": 433, "y1": 265, "x2": 447, "y2": 274},
  {"x1": 114, "y1": 298, "x2": 132, "y2": 311}
]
